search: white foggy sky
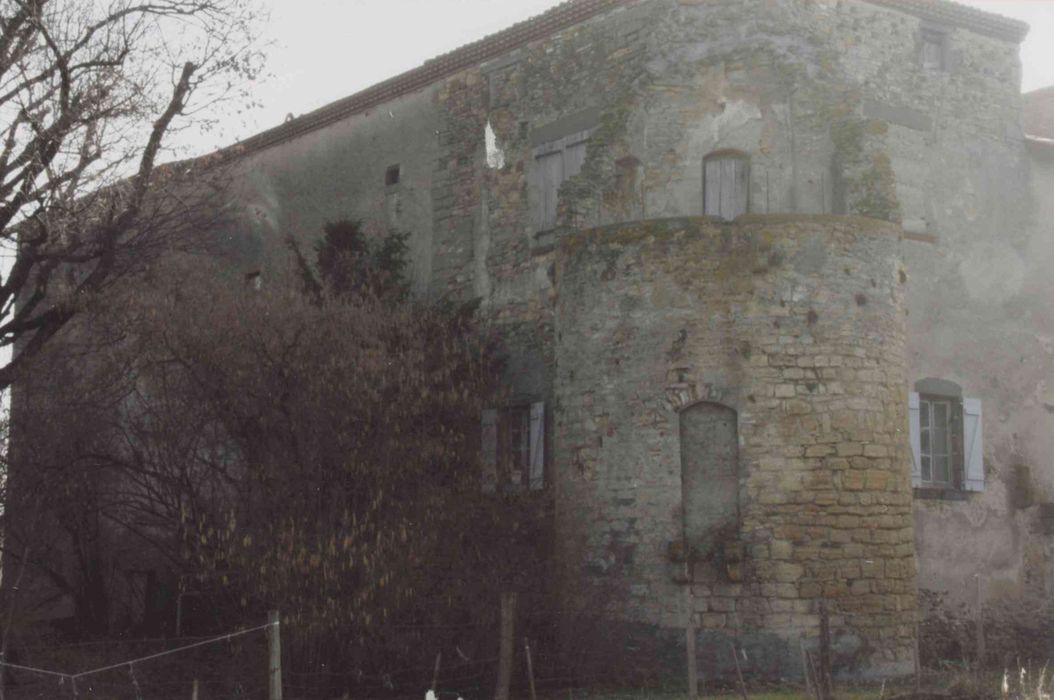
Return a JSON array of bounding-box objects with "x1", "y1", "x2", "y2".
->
[{"x1": 184, "y1": 0, "x2": 1054, "y2": 156}]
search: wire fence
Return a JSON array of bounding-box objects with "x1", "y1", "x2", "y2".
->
[
  {"x1": 0, "y1": 610, "x2": 695, "y2": 700},
  {"x1": 0, "y1": 608, "x2": 818, "y2": 700},
  {"x1": 0, "y1": 622, "x2": 273, "y2": 699}
]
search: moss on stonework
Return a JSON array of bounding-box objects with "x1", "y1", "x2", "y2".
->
[
  {"x1": 826, "y1": 103, "x2": 901, "y2": 223},
  {"x1": 560, "y1": 214, "x2": 901, "y2": 256},
  {"x1": 850, "y1": 151, "x2": 900, "y2": 222},
  {"x1": 558, "y1": 95, "x2": 637, "y2": 228}
]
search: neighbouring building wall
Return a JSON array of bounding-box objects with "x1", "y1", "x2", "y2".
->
[
  {"x1": 910, "y1": 136, "x2": 1054, "y2": 638},
  {"x1": 553, "y1": 216, "x2": 912, "y2": 678},
  {"x1": 871, "y1": 0, "x2": 1049, "y2": 637}
]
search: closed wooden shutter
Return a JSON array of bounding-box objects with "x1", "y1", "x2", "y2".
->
[
  {"x1": 963, "y1": 398, "x2": 984, "y2": 492},
  {"x1": 564, "y1": 140, "x2": 588, "y2": 179},
  {"x1": 481, "y1": 409, "x2": 498, "y2": 493},
  {"x1": 536, "y1": 151, "x2": 563, "y2": 231},
  {"x1": 732, "y1": 157, "x2": 749, "y2": 218},
  {"x1": 704, "y1": 158, "x2": 723, "y2": 218},
  {"x1": 529, "y1": 402, "x2": 545, "y2": 490},
  {"x1": 705, "y1": 154, "x2": 749, "y2": 221},
  {"x1": 908, "y1": 392, "x2": 922, "y2": 488}
]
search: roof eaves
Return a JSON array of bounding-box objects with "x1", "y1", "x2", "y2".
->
[
  {"x1": 225, "y1": 0, "x2": 1028, "y2": 160},
  {"x1": 864, "y1": 0, "x2": 1029, "y2": 43},
  {"x1": 228, "y1": 0, "x2": 635, "y2": 158}
]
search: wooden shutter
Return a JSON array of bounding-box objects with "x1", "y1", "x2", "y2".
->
[
  {"x1": 720, "y1": 158, "x2": 738, "y2": 221},
  {"x1": 536, "y1": 151, "x2": 563, "y2": 230},
  {"x1": 481, "y1": 409, "x2": 498, "y2": 493},
  {"x1": 704, "y1": 158, "x2": 722, "y2": 218},
  {"x1": 529, "y1": 402, "x2": 545, "y2": 491},
  {"x1": 704, "y1": 155, "x2": 749, "y2": 221},
  {"x1": 564, "y1": 140, "x2": 588, "y2": 180},
  {"x1": 732, "y1": 157, "x2": 749, "y2": 219},
  {"x1": 963, "y1": 398, "x2": 984, "y2": 492},
  {"x1": 908, "y1": 392, "x2": 922, "y2": 488}
]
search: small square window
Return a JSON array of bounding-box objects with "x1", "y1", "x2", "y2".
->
[
  {"x1": 385, "y1": 164, "x2": 401, "y2": 186},
  {"x1": 920, "y1": 29, "x2": 946, "y2": 71}
]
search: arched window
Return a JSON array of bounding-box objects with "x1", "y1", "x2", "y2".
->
[
  {"x1": 703, "y1": 150, "x2": 750, "y2": 221},
  {"x1": 680, "y1": 402, "x2": 739, "y2": 558}
]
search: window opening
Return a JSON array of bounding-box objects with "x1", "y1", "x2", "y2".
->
[
  {"x1": 919, "y1": 396, "x2": 956, "y2": 486},
  {"x1": 481, "y1": 403, "x2": 545, "y2": 492},
  {"x1": 385, "y1": 164, "x2": 401, "y2": 186},
  {"x1": 909, "y1": 382, "x2": 983, "y2": 493},
  {"x1": 921, "y1": 29, "x2": 946, "y2": 70},
  {"x1": 703, "y1": 151, "x2": 750, "y2": 221},
  {"x1": 532, "y1": 129, "x2": 591, "y2": 231}
]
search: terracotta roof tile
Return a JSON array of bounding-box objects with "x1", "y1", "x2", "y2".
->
[
  {"x1": 228, "y1": 0, "x2": 1028, "y2": 157},
  {"x1": 866, "y1": 0, "x2": 1028, "y2": 42},
  {"x1": 1024, "y1": 86, "x2": 1054, "y2": 140},
  {"x1": 234, "y1": 0, "x2": 634, "y2": 156}
]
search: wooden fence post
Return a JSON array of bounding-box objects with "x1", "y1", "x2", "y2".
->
[
  {"x1": 268, "y1": 610, "x2": 283, "y2": 700},
  {"x1": 818, "y1": 600, "x2": 833, "y2": 700},
  {"x1": 524, "y1": 637, "x2": 538, "y2": 700},
  {"x1": 731, "y1": 643, "x2": 748, "y2": 700},
  {"x1": 799, "y1": 640, "x2": 814, "y2": 699},
  {"x1": 685, "y1": 567, "x2": 698, "y2": 700},
  {"x1": 914, "y1": 621, "x2": 922, "y2": 693},
  {"x1": 495, "y1": 593, "x2": 517, "y2": 700},
  {"x1": 975, "y1": 574, "x2": 986, "y2": 674}
]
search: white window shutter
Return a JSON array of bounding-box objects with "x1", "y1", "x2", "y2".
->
[
  {"x1": 963, "y1": 398, "x2": 984, "y2": 492},
  {"x1": 481, "y1": 409, "x2": 498, "y2": 493},
  {"x1": 908, "y1": 392, "x2": 922, "y2": 488},
  {"x1": 529, "y1": 402, "x2": 545, "y2": 491}
]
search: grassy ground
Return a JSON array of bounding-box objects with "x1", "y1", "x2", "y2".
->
[
  {"x1": 559, "y1": 687, "x2": 893, "y2": 700},
  {"x1": 559, "y1": 673, "x2": 1051, "y2": 700}
]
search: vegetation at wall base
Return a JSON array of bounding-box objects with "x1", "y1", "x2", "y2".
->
[{"x1": 2, "y1": 217, "x2": 556, "y2": 698}]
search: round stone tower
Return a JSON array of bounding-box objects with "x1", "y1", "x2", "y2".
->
[{"x1": 553, "y1": 215, "x2": 913, "y2": 680}]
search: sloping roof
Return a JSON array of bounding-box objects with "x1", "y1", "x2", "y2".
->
[
  {"x1": 234, "y1": 0, "x2": 635, "y2": 156},
  {"x1": 1024, "y1": 86, "x2": 1054, "y2": 140},
  {"x1": 230, "y1": 0, "x2": 1028, "y2": 158},
  {"x1": 868, "y1": 0, "x2": 1028, "y2": 43}
]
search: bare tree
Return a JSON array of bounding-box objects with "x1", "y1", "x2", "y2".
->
[{"x1": 0, "y1": 0, "x2": 265, "y2": 388}]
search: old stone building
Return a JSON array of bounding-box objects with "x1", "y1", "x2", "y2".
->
[{"x1": 206, "y1": 0, "x2": 1048, "y2": 680}]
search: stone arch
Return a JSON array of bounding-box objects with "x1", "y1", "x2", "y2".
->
[{"x1": 679, "y1": 401, "x2": 740, "y2": 559}]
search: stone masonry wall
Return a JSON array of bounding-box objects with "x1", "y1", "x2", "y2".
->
[
  {"x1": 215, "y1": 0, "x2": 1037, "y2": 673},
  {"x1": 554, "y1": 216, "x2": 913, "y2": 678}
]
